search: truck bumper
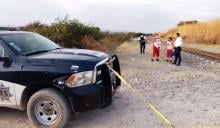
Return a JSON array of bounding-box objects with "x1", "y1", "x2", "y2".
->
[{"x1": 66, "y1": 83, "x2": 105, "y2": 112}]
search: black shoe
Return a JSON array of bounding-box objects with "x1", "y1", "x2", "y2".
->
[
  {"x1": 172, "y1": 63, "x2": 176, "y2": 65},
  {"x1": 151, "y1": 59, "x2": 154, "y2": 62},
  {"x1": 176, "y1": 64, "x2": 181, "y2": 66},
  {"x1": 166, "y1": 60, "x2": 169, "y2": 62},
  {"x1": 156, "y1": 59, "x2": 160, "y2": 61}
]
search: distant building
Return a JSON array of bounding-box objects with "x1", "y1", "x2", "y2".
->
[
  {"x1": 0, "y1": 27, "x2": 21, "y2": 31},
  {"x1": 134, "y1": 33, "x2": 153, "y2": 38},
  {"x1": 177, "y1": 20, "x2": 198, "y2": 26},
  {"x1": 146, "y1": 33, "x2": 153, "y2": 36}
]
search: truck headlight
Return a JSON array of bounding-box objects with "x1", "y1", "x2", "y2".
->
[{"x1": 66, "y1": 71, "x2": 94, "y2": 87}]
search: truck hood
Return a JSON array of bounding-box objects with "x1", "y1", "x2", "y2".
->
[{"x1": 26, "y1": 48, "x2": 109, "y2": 71}]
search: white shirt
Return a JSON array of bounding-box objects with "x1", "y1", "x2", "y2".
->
[
  {"x1": 154, "y1": 38, "x2": 161, "y2": 48},
  {"x1": 175, "y1": 37, "x2": 183, "y2": 47},
  {"x1": 167, "y1": 41, "x2": 174, "y2": 50}
]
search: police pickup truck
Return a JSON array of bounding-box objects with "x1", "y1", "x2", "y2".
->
[{"x1": 0, "y1": 31, "x2": 121, "y2": 128}]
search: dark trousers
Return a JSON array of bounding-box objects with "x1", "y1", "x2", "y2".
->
[
  {"x1": 140, "y1": 44, "x2": 145, "y2": 54},
  {"x1": 174, "y1": 47, "x2": 182, "y2": 65}
]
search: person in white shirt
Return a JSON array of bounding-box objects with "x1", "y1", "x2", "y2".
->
[{"x1": 173, "y1": 33, "x2": 183, "y2": 66}]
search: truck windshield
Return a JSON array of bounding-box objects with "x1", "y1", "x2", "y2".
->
[{"x1": 1, "y1": 33, "x2": 61, "y2": 56}]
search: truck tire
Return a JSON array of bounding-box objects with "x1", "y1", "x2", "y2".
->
[{"x1": 27, "y1": 88, "x2": 71, "y2": 128}]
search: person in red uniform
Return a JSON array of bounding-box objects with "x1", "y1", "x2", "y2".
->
[
  {"x1": 166, "y1": 37, "x2": 174, "y2": 62},
  {"x1": 151, "y1": 33, "x2": 161, "y2": 61}
]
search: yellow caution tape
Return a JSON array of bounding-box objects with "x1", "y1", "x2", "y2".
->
[{"x1": 107, "y1": 65, "x2": 175, "y2": 128}]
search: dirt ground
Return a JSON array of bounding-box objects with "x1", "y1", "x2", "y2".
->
[{"x1": 0, "y1": 41, "x2": 220, "y2": 128}]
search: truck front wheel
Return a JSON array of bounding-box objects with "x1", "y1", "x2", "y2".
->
[{"x1": 27, "y1": 88, "x2": 71, "y2": 128}]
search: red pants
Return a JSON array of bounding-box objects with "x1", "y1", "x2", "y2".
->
[
  {"x1": 152, "y1": 46, "x2": 160, "y2": 58},
  {"x1": 166, "y1": 49, "x2": 172, "y2": 58}
]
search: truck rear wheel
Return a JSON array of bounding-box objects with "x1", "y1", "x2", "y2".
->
[{"x1": 27, "y1": 88, "x2": 71, "y2": 128}]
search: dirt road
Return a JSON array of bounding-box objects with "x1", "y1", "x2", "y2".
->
[{"x1": 0, "y1": 41, "x2": 220, "y2": 128}]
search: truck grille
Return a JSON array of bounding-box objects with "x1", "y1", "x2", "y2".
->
[
  {"x1": 95, "y1": 55, "x2": 121, "y2": 89},
  {"x1": 94, "y1": 55, "x2": 121, "y2": 107}
]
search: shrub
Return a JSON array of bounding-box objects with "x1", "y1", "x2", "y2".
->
[{"x1": 21, "y1": 17, "x2": 134, "y2": 51}]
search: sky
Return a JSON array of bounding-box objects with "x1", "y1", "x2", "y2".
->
[{"x1": 0, "y1": 0, "x2": 219, "y2": 32}]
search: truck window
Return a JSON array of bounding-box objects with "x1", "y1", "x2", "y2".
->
[{"x1": 1, "y1": 33, "x2": 60, "y2": 56}]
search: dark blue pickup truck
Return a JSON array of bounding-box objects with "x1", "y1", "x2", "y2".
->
[{"x1": 0, "y1": 31, "x2": 121, "y2": 128}]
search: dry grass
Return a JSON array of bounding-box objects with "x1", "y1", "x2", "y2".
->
[
  {"x1": 99, "y1": 37, "x2": 122, "y2": 52},
  {"x1": 80, "y1": 36, "x2": 108, "y2": 52},
  {"x1": 164, "y1": 19, "x2": 220, "y2": 44},
  {"x1": 99, "y1": 32, "x2": 134, "y2": 52},
  {"x1": 116, "y1": 41, "x2": 137, "y2": 52}
]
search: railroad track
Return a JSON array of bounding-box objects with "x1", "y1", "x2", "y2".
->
[{"x1": 183, "y1": 47, "x2": 220, "y2": 62}]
